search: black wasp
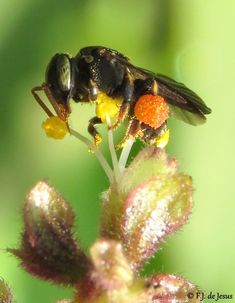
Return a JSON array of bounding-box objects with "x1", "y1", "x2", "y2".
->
[{"x1": 32, "y1": 46, "x2": 211, "y2": 147}]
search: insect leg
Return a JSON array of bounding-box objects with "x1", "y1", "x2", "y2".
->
[
  {"x1": 109, "y1": 70, "x2": 134, "y2": 130},
  {"x1": 88, "y1": 116, "x2": 103, "y2": 146},
  {"x1": 31, "y1": 86, "x2": 54, "y2": 117},
  {"x1": 32, "y1": 84, "x2": 69, "y2": 121},
  {"x1": 140, "y1": 122, "x2": 169, "y2": 147},
  {"x1": 43, "y1": 85, "x2": 69, "y2": 121},
  {"x1": 116, "y1": 118, "x2": 141, "y2": 149}
]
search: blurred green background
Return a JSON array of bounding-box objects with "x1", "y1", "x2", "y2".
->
[{"x1": 0, "y1": 0, "x2": 234, "y2": 302}]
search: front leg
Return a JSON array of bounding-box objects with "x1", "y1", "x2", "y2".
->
[
  {"x1": 109, "y1": 69, "x2": 134, "y2": 130},
  {"x1": 88, "y1": 116, "x2": 103, "y2": 146}
]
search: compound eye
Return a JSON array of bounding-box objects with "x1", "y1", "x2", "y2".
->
[{"x1": 57, "y1": 55, "x2": 71, "y2": 91}]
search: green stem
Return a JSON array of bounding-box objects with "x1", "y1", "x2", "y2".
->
[
  {"x1": 106, "y1": 116, "x2": 121, "y2": 183},
  {"x1": 119, "y1": 138, "x2": 134, "y2": 172},
  {"x1": 70, "y1": 128, "x2": 113, "y2": 183}
]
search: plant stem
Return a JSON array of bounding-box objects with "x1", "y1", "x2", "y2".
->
[
  {"x1": 118, "y1": 138, "x2": 134, "y2": 172},
  {"x1": 70, "y1": 128, "x2": 113, "y2": 183},
  {"x1": 106, "y1": 116, "x2": 121, "y2": 183}
]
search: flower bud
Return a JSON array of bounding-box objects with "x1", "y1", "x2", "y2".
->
[
  {"x1": 100, "y1": 148, "x2": 192, "y2": 269},
  {"x1": 147, "y1": 274, "x2": 201, "y2": 303},
  {"x1": 122, "y1": 174, "x2": 192, "y2": 268},
  {"x1": 74, "y1": 272, "x2": 201, "y2": 303},
  {"x1": 10, "y1": 181, "x2": 90, "y2": 285},
  {"x1": 90, "y1": 239, "x2": 133, "y2": 290}
]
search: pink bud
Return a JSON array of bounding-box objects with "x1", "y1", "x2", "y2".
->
[
  {"x1": 90, "y1": 239, "x2": 133, "y2": 290},
  {"x1": 122, "y1": 174, "x2": 192, "y2": 268},
  {"x1": 100, "y1": 148, "x2": 193, "y2": 269},
  {"x1": 9, "y1": 181, "x2": 90, "y2": 285},
  {"x1": 147, "y1": 274, "x2": 201, "y2": 303}
]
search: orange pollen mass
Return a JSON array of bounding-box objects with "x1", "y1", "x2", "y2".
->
[{"x1": 134, "y1": 94, "x2": 169, "y2": 129}]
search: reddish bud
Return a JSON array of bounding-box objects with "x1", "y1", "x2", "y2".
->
[
  {"x1": 10, "y1": 181, "x2": 90, "y2": 285},
  {"x1": 147, "y1": 274, "x2": 201, "y2": 303},
  {"x1": 122, "y1": 174, "x2": 192, "y2": 268},
  {"x1": 90, "y1": 239, "x2": 133, "y2": 290},
  {"x1": 101, "y1": 148, "x2": 177, "y2": 240},
  {"x1": 100, "y1": 148, "x2": 192, "y2": 269}
]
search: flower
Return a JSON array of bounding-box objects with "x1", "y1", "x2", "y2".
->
[
  {"x1": 101, "y1": 147, "x2": 193, "y2": 269},
  {"x1": 1, "y1": 92, "x2": 203, "y2": 303},
  {"x1": 6, "y1": 144, "x2": 199, "y2": 302},
  {"x1": 9, "y1": 181, "x2": 90, "y2": 285}
]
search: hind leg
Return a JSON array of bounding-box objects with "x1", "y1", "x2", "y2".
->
[
  {"x1": 140, "y1": 122, "x2": 169, "y2": 148},
  {"x1": 116, "y1": 118, "x2": 141, "y2": 149},
  {"x1": 109, "y1": 70, "x2": 134, "y2": 130},
  {"x1": 88, "y1": 116, "x2": 103, "y2": 146}
]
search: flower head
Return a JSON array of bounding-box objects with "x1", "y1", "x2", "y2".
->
[
  {"x1": 3, "y1": 92, "x2": 204, "y2": 303},
  {"x1": 101, "y1": 147, "x2": 193, "y2": 269}
]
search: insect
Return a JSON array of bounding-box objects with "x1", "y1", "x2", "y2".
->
[{"x1": 32, "y1": 46, "x2": 211, "y2": 147}]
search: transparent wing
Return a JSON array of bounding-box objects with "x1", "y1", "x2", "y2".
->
[
  {"x1": 102, "y1": 51, "x2": 212, "y2": 126},
  {"x1": 128, "y1": 65, "x2": 212, "y2": 125}
]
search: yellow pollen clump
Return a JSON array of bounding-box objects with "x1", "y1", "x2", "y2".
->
[
  {"x1": 42, "y1": 116, "x2": 69, "y2": 139},
  {"x1": 155, "y1": 129, "x2": 170, "y2": 148},
  {"x1": 134, "y1": 94, "x2": 169, "y2": 129},
  {"x1": 95, "y1": 92, "x2": 122, "y2": 123},
  {"x1": 94, "y1": 134, "x2": 102, "y2": 146}
]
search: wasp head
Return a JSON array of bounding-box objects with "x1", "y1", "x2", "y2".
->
[{"x1": 45, "y1": 53, "x2": 76, "y2": 117}]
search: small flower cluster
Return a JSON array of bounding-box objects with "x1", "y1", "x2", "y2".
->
[
  {"x1": 2, "y1": 146, "x2": 201, "y2": 303},
  {"x1": 0, "y1": 94, "x2": 202, "y2": 303}
]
